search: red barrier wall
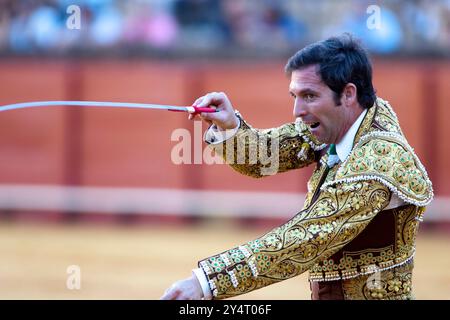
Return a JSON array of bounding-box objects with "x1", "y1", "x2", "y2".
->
[{"x1": 0, "y1": 59, "x2": 448, "y2": 197}]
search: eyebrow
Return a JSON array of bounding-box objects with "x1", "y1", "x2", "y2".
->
[{"x1": 289, "y1": 88, "x2": 319, "y2": 96}]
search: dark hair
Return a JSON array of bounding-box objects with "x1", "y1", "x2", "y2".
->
[{"x1": 285, "y1": 33, "x2": 376, "y2": 109}]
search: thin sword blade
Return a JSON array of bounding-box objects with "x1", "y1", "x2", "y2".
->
[{"x1": 0, "y1": 101, "x2": 189, "y2": 113}]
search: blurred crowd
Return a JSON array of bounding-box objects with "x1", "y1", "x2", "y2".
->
[{"x1": 0, "y1": 0, "x2": 449, "y2": 57}]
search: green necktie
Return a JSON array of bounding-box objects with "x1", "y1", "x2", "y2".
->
[
  {"x1": 328, "y1": 144, "x2": 337, "y2": 155},
  {"x1": 327, "y1": 144, "x2": 339, "y2": 167}
]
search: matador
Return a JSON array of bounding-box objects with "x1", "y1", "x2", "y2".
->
[{"x1": 161, "y1": 34, "x2": 433, "y2": 300}]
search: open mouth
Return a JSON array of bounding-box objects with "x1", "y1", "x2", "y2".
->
[{"x1": 309, "y1": 122, "x2": 320, "y2": 129}]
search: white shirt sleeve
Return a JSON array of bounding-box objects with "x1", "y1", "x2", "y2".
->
[
  {"x1": 192, "y1": 268, "x2": 213, "y2": 300},
  {"x1": 203, "y1": 118, "x2": 241, "y2": 145}
]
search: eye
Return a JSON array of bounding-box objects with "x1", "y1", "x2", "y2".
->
[
  {"x1": 304, "y1": 93, "x2": 315, "y2": 102},
  {"x1": 290, "y1": 92, "x2": 296, "y2": 99}
]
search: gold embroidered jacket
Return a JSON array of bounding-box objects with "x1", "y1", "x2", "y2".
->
[{"x1": 198, "y1": 98, "x2": 433, "y2": 300}]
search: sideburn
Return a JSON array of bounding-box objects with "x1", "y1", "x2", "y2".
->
[{"x1": 333, "y1": 91, "x2": 342, "y2": 106}]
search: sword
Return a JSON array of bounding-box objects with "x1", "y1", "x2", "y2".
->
[{"x1": 0, "y1": 101, "x2": 218, "y2": 115}]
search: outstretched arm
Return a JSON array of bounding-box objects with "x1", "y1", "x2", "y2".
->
[
  {"x1": 197, "y1": 179, "x2": 390, "y2": 299},
  {"x1": 161, "y1": 179, "x2": 390, "y2": 300}
]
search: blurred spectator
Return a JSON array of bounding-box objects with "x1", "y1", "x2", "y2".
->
[
  {"x1": 173, "y1": 0, "x2": 230, "y2": 50},
  {"x1": 339, "y1": 3, "x2": 403, "y2": 54},
  {"x1": 90, "y1": 5, "x2": 123, "y2": 46},
  {"x1": 0, "y1": 0, "x2": 449, "y2": 57}
]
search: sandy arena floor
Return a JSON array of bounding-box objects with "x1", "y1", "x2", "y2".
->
[{"x1": 0, "y1": 221, "x2": 449, "y2": 300}]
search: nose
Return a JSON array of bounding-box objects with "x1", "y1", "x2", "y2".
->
[{"x1": 293, "y1": 97, "x2": 307, "y2": 118}]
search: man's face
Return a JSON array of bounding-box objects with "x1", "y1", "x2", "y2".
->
[{"x1": 289, "y1": 65, "x2": 350, "y2": 144}]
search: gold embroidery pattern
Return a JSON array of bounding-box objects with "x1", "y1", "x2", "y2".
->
[
  {"x1": 341, "y1": 260, "x2": 414, "y2": 300},
  {"x1": 323, "y1": 133, "x2": 433, "y2": 206},
  {"x1": 374, "y1": 99, "x2": 403, "y2": 135},
  {"x1": 199, "y1": 97, "x2": 432, "y2": 300},
  {"x1": 308, "y1": 203, "x2": 422, "y2": 284},
  {"x1": 309, "y1": 244, "x2": 414, "y2": 282},
  {"x1": 304, "y1": 159, "x2": 332, "y2": 208},
  {"x1": 335, "y1": 98, "x2": 433, "y2": 206},
  {"x1": 353, "y1": 98, "x2": 401, "y2": 148},
  {"x1": 394, "y1": 206, "x2": 421, "y2": 258},
  {"x1": 209, "y1": 112, "x2": 322, "y2": 178},
  {"x1": 199, "y1": 180, "x2": 390, "y2": 299},
  {"x1": 353, "y1": 100, "x2": 376, "y2": 144}
]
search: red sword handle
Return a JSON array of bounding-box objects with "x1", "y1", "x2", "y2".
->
[
  {"x1": 192, "y1": 106, "x2": 218, "y2": 114},
  {"x1": 168, "y1": 106, "x2": 218, "y2": 115}
]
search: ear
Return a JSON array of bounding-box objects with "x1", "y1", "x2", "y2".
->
[{"x1": 343, "y1": 83, "x2": 357, "y2": 106}]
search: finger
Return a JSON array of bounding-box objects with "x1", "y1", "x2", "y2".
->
[
  {"x1": 160, "y1": 288, "x2": 179, "y2": 300},
  {"x1": 197, "y1": 92, "x2": 222, "y2": 108},
  {"x1": 176, "y1": 292, "x2": 201, "y2": 300},
  {"x1": 175, "y1": 293, "x2": 195, "y2": 300},
  {"x1": 189, "y1": 114, "x2": 208, "y2": 124},
  {"x1": 190, "y1": 112, "x2": 206, "y2": 121},
  {"x1": 159, "y1": 291, "x2": 172, "y2": 300},
  {"x1": 192, "y1": 96, "x2": 206, "y2": 107}
]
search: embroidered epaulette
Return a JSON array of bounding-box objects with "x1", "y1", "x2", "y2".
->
[{"x1": 321, "y1": 131, "x2": 433, "y2": 206}]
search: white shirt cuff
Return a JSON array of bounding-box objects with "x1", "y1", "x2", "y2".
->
[
  {"x1": 192, "y1": 268, "x2": 213, "y2": 300},
  {"x1": 204, "y1": 118, "x2": 241, "y2": 145}
]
